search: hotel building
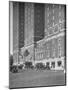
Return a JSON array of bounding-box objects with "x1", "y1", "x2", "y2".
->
[{"x1": 11, "y1": 2, "x2": 66, "y2": 70}]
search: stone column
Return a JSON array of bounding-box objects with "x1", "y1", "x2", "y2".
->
[
  {"x1": 13, "y1": 2, "x2": 19, "y2": 65},
  {"x1": 24, "y1": 3, "x2": 34, "y2": 62}
]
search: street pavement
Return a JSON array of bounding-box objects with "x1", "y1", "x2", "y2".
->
[{"x1": 9, "y1": 70, "x2": 66, "y2": 88}]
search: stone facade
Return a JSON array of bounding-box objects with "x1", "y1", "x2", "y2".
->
[
  {"x1": 34, "y1": 4, "x2": 66, "y2": 70},
  {"x1": 24, "y1": 3, "x2": 34, "y2": 46},
  {"x1": 13, "y1": 2, "x2": 19, "y2": 65},
  {"x1": 12, "y1": 2, "x2": 66, "y2": 70}
]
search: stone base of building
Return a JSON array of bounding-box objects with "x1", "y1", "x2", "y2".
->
[
  {"x1": 13, "y1": 56, "x2": 65, "y2": 71},
  {"x1": 34, "y1": 57, "x2": 65, "y2": 70}
]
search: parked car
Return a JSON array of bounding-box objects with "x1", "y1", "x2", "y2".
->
[
  {"x1": 18, "y1": 64, "x2": 23, "y2": 70},
  {"x1": 24, "y1": 61, "x2": 34, "y2": 69},
  {"x1": 35, "y1": 63, "x2": 46, "y2": 70},
  {"x1": 11, "y1": 65, "x2": 18, "y2": 73}
]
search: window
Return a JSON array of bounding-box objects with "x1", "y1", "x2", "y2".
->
[
  {"x1": 57, "y1": 61, "x2": 62, "y2": 67},
  {"x1": 46, "y1": 62, "x2": 49, "y2": 66},
  {"x1": 54, "y1": 25, "x2": 59, "y2": 33},
  {"x1": 58, "y1": 37, "x2": 62, "y2": 57},
  {"x1": 51, "y1": 62, "x2": 55, "y2": 68}
]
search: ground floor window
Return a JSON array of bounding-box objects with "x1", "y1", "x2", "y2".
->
[
  {"x1": 57, "y1": 61, "x2": 62, "y2": 67},
  {"x1": 46, "y1": 62, "x2": 49, "y2": 66},
  {"x1": 51, "y1": 62, "x2": 55, "y2": 68}
]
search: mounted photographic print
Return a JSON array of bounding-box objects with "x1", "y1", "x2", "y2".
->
[{"x1": 9, "y1": 1, "x2": 66, "y2": 89}]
